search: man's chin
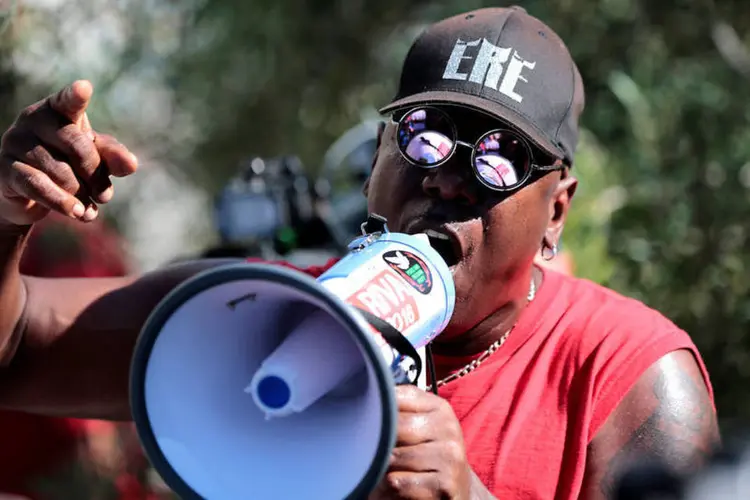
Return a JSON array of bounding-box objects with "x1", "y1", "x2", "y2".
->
[
  {"x1": 446, "y1": 262, "x2": 472, "y2": 311},
  {"x1": 445, "y1": 262, "x2": 479, "y2": 316},
  {"x1": 448, "y1": 260, "x2": 466, "y2": 282}
]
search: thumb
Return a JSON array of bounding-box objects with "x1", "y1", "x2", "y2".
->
[{"x1": 48, "y1": 80, "x2": 94, "y2": 128}]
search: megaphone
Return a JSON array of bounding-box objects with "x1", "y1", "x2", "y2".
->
[{"x1": 130, "y1": 215, "x2": 456, "y2": 499}]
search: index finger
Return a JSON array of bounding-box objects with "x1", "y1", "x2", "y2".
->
[
  {"x1": 94, "y1": 133, "x2": 139, "y2": 177},
  {"x1": 48, "y1": 80, "x2": 94, "y2": 132}
]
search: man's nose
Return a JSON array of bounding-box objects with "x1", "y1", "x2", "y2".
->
[{"x1": 420, "y1": 156, "x2": 478, "y2": 205}]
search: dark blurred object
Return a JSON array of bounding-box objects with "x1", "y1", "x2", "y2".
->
[
  {"x1": 613, "y1": 437, "x2": 750, "y2": 500},
  {"x1": 207, "y1": 121, "x2": 381, "y2": 262},
  {"x1": 613, "y1": 460, "x2": 684, "y2": 500},
  {"x1": 315, "y1": 120, "x2": 380, "y2": 249},
  {"x1": 212, "y1": 155, "x2": 340, "y2": 259},
  {"x1": 200, "y1": 243, "x2": 259, "y2": 259},
  {"x1": 682, "y1": 436, "x2": 750, "y2": 500}
]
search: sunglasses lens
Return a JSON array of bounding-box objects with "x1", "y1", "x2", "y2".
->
[
  {"x1": 473, "y1": 131, "x2": 531, "y2": 189},
  {"x1": 397, "y1": 108, "x2": 456, "y2": 167}
]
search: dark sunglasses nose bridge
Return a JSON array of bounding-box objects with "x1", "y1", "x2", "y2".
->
[{"x1": 412, "y1": 140, "x2": 473, "y2": 168}]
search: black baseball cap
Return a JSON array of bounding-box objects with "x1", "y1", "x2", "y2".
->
[{"x1": 379, "y1": 6, "x2": 585, "y2": 166}]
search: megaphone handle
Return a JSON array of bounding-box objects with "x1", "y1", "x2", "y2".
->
[
  {"x1": 425, "y1": 343, "x2": 438, "y2": 395},
  {"x1": 354, "y1": 307, "x2": 422, "y2": 385}
]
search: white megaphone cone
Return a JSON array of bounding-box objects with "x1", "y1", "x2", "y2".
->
[{"x1": 130, "y1": 215, "x2": 455, "y2": 500}]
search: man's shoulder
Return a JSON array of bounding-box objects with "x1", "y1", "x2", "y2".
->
[
  {"x1": 539, "y1": 269, "x2": 697, "y2": 369},
  {"x1": 540, "y1": 271, "x2": 712, "y2": 440},
  {"x1": 549, "y1": 269, "x2": 682, "y2": 339}
]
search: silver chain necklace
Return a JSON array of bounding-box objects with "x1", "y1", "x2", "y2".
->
[{"x1": 426, "y1": 276, "x2": 537, "y2": 392}]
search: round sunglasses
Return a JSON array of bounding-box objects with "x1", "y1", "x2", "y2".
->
[{"x1": 392, "y1": 106, "x2": 563, "y2": 191}]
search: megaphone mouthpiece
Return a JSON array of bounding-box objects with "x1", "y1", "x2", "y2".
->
[
  {"x1": 246, "y1": 309, "x2": 365, "y2": 419},
  {"x1": 249, "y1": 375, "x2": 290, "y2": 409}
]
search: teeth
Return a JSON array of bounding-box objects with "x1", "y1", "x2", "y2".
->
[{"x1": 424, "y1": 229, "x2": 449, "y2": 240}]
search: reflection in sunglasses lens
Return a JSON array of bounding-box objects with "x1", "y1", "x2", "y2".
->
[
  {"x1": 473, "y1": 131, "x2": 529, "y2": 188},
  {"x1": 398, "y1": 108, "x2": 455, "y2": 166}
]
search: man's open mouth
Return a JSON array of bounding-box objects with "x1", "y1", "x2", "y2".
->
[{"x1": 423, "y1": 228, "x2": 461, "y2": 268}]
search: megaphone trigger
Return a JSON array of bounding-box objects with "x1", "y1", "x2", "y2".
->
[{"x1": 354, "y1": 306, "x2": 423, "y2": 385}]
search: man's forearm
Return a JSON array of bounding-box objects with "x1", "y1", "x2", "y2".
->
[
  {"x1": 0, "y1": 224, "x2": 32, "y2": 365},
  {"x1": 0, "y1": 256, "x2": 237, "y2": 420}
]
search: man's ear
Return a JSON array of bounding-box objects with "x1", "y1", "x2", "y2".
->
[
  {"x1": 363, "y1": 121, "x2": 386, "y2": 196},
  {"x1": 544, "y1": 168, "x2": 578, "y2": 249}
]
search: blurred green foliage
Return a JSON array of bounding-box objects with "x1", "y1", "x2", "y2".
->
[{"x1": 1, "y1": 0, "x2": 749, "y2": 425}]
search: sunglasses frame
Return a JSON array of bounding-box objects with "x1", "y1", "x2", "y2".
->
[{"x1": 390, "y1": 105, "x2": 564, "y2": 192}]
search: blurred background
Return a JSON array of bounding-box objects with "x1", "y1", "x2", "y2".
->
[{"x1": 0, "y1": 0, "x2": 749, "y2": 497}]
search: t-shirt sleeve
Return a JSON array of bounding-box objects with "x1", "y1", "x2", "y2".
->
[{"x1": 586, "y1": 303, "x2": 714, "y2": 441}]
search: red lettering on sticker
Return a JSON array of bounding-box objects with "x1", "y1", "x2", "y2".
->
[{"x1": 347, "y1": 270, "x2": 421, "y2": 338}]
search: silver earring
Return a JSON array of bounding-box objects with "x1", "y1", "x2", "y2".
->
[{"x1": 542, "y1": 243, "x2": 559, "y2": 261}]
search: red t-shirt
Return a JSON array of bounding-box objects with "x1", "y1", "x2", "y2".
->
[{"x1": 255, "y1": 258, "x2": 713, "y2": 499}]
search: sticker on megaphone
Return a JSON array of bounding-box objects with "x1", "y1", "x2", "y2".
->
[{"x1": 246, "y1": 216, "x2": 456, "y2": 419}]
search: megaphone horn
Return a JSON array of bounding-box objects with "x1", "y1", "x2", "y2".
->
[{"x1": 130, "y1": 214, "x2": 456, "y2": 499}]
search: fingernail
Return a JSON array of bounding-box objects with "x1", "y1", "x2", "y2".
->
[
  {"x1": 83, "y1": 205, "x2": 98, "y2": 222},
  {"x1": 128, "y1": 152, "x2": 139, "y2": 168},
  {"x1": 98, "y1": 186, "x2": 114, "y2": 203},
  {"x1": 71, "y1": 203, "x2": 85, "y2": 219}
]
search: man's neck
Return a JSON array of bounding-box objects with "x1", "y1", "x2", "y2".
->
[{"x1": 431, "y1": 265, "x2": 541, "y2": 358}]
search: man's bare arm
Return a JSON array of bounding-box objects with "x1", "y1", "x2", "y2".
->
[
  {"x1": 584, "y1": 349, "x2": 720, "y2": 499},
  {"x1": 0, "y1": 81, "x2": 246, "y2": 421},
  {"x1": 0, "y1": 225, "x2": 30, "y2": 364},
  {"x1": 0, "y1": 256, "x2": 237, "y2": 420}
]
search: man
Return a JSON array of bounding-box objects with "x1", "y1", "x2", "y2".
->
[{"x1": 0, "y1": 6, "x2": 719, "y2": 500}]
